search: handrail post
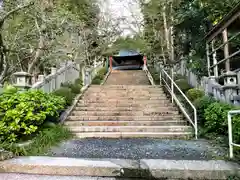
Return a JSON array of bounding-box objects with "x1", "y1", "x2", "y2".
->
[
  {"x1": 171, "y1": 67, "x2": 174, "y2": 103},
  {"x1": 228, "y1": 112, "x2": 234, "y2": 158},
  {"x1": 194, "y1": 109, "x2": 198, "y2": 140},
  {"x1": 159, "y1": 64, "x2": 162, "y2": 86}
]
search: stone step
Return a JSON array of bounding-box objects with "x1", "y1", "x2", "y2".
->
[
  {"x1": 75, "y1": 132, "x2": 192, "y2": 139},
  {"x1": 68, "y1": 126, "x2": 192, "y2": 133},
  {"x1": 76, "y1": 102, "x2": 172, "y2": 107},
  {"x1": 90, "y1": 85, "x2": 161, "y2": 88},
  {"x1": 64, "y1": 120, "x2": 187, "y2": 126},
  {"x1": 87, "y1": 88, "x2": 164, "y2": 94},
  {"x1": 83, "y1": 93, "x2": 166, "y2": 97},
  {"x1": 74, "y1": 106, "x2": 178, "y2": 111},
  {"x1": 67, "y1": 115, "x2": 183, "y2": 121},
  {"x1": 1, "y1": 156, "x2": 238, "y2": 179},
  {"x1": 79, "y1": 96, "x2": 169, "y2": 103},
  {"x1": 71, "y1": 110, "x2": 179, "y2": 116}
]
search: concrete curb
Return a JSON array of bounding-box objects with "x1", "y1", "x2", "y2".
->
[
  {"x1": 0, "y1": 156, "x2": 239, "y2": 179},
  {"x1": 144, "y1": 68, "x2": 156, "y2": 86},
  {"x1": 60, "y1": 85, "x2": 89, "y2": 124},
  {"x1": 101, "y1": 70, "x2": 111, "y2": 85}
]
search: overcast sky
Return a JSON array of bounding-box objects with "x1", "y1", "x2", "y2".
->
[{"x1": 100, "y1": 0, "x2": 143, "y2": 36}]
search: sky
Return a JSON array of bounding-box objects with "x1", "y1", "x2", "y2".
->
[{"x1": 100, "y1": 0, "x2": 143, "y2": 36}]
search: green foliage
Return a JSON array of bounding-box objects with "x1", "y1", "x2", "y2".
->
[
  {"x1": 174, "y1": 74, "x2": 186, "y2": 81},
  {"x1": 92, "y1": 75, "x2": 103, "y2": 85},
  {"x1": 175, "y1": 79, "x2": 191, "y2": 93},
  {"x1": 74, "y1": 78, "x2": 83, "y2": 86},
  {"x1": 92, "y1": 67, "x2": 108, "y2": 85},
  {"x1": 186, "y1": 88, "x2": 204, "y2": 102},
  {"x1": 0, "y1": 90, "x2": 65, "y2": 143},
  {"x1": 232, "y1": 115, "x2": 240, "y2": 144},
  {"x1": 0, "y1": 125, "x2": 73, "y2": 156},
  {"x1": 61, "y1": 81, "x2": 82, "y2": 94},
  {"x1": 53, "y1": 87, "x2": 75, "y2": 106},
  {"x1": 2, "y1": 84, "x2": 18, "y2": 94},
  {"x1": 193, "y1": 96, "x2": 216, "y2": 126},
  {"x1": 98, "y1": 67, "x2": 107, "y2": 77},
  {"x1": 204, "y1": 102, "x2": 232, "y2": 135}
]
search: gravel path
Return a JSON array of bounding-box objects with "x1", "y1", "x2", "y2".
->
[{"x1": 47, "y1": 138, "x2": 226, "y2": 160}]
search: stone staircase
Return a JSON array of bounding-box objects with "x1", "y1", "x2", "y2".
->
[{"x1": 65, "y1": 70, "x2": 193, "y2": 139}]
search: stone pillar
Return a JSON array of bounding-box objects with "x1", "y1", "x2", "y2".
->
[
  {"x1": 82, "y1": 65, "x2": 86, "y2": 86},
  {"x1": 143, "y1": 56, "x2": 147, "y2": 70},
  {"x1": 38, "y1": 75, "x2": 45, "y2": 82},
  {"x1": 13, "y1": 71, "x2": 32, "y2": 90},
  {"x1": 51, "y1": 67, "x2": 57, "y2": 75},
  {"x1": 84, "y1": 68, "x2": 91, "y2": 86},
  {"x1": 109, "y1": 56, "x2": 113, "y2": 71}
]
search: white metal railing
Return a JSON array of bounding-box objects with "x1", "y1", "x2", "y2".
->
[
  {"x1": 32, "y1": 62, "x2": 80, "y2": 93},
  {"x1": 160, "y1": 67, "x2": 198, "y2": 139},
  {"x1": 228, "y1": 110, "x2": 240, "y2": 158}
]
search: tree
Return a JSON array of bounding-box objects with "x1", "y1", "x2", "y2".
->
[{"x1": 0, "y1": 0, "x2": 120, "y2": 83}]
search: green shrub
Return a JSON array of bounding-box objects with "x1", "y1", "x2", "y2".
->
[
  {"x1": 232, "y1": 115, "x2": 240, "y2": 144},
  {"x1": 0, "y1": 125, "x2": 73, "y2": 156},
  {"x1": 193, "y1": 96, "x2": 216, "y2": 126},
  {"x1": 2, "y1": 84, "x2": 18, "y2": 94},
  {"x1": 61, "y1": 81, "x2": 82, "y2": 94},
  {"x1": 204, "y1": 102, "x2": 232, "y2": 135},
  {"x1": 70, "y1": 83, "x2": 82, "y2": 94},
  {"x1": 74, "y1": 78, "x2": 83, "y2": 85},
  {"x1": 92, "y1": 75, "x2": 102, "y2": 84},
  {"x1": 0, "y1": 90, "x2": 65, "y2": 143},
  {"x1": 61, "y1": 81, "x2": 72, "y2": 88},
  {"x1": 98, "y1": 67, "x2": 107, "y2": 77},
  {"x1": 175, "y1": 79, "x2": 191, "y2": 93},
  {"x1": 174, "y1": 74, "x2": 186, "y2": 81},
  {"x1": 53, "y1": 87, "x2": 75, "y2": 106},
  {"x1": 186, "y1": 88, "x2": 204, "y2": 102}
]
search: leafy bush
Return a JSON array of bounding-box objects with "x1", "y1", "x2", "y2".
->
[
  {"x1": 0, "y1": 125, "x2": 73, "y2": 156},
  {"x1": 92, "y1": 75, "x2": 102, "y2": 84},
  {"x1": 193, "y1": 96, "x2": 216, "y2": 126},
  {"x1": 53, "y1": 87, "x2": 75, "y2": 106},
  {"x1": 232, "y1": 115, "x2": 240, "y2": 144},
  {"x1": 204, "y1": 102, "x2": 232, "y2": 135},
  {"x1": 70, "y1": 83, "x2": 82, "y2": 94},
  {"x1": 2, "y1": 84, "x2": 18, "y2": 94},
  {"x1": 186, "y1": 88, "x2": 204, "y2": 102},
  {"x1": 61, "y1": 81, "x2": 82, "y2": 94},
  {"x1": 98, "y1": 67, "x2": 107, "y2": 77},
  {"x1": 175, "y1": 79, "x2": 191, "y2": 93},
  {"x1": 0, "y1": 90, "x2": 65, "y2": 143},
  {"x1": 61, "y1": 81, "x2": 72, "y2": 88},
  {"x1": 74, "y1": 78, "x2": 83, "y2": 85},
  {"x1": 91, "y1": 67, "x2": 108, "y2": 85},
  {"x1": 174, "y1": 74, "x2": 186, "y2": 81}
]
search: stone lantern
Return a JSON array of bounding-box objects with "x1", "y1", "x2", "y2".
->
[
  {"x1": 13, "y1": 71, "x2": 32, "y2": 90},
  {"x1": 221, "y1": 71, "x2": 238, "y2": 103}
]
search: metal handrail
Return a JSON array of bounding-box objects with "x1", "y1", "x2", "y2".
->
[
  {"x1": 228, "y1": 110, "x2": 240, "y2": 158},
  {"x1": 160, "y1": 67, "x2": 198, "y2": 139}
]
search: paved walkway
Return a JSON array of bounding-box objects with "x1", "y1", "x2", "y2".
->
[
  {"x1": 0, "y1": 174, "x2": 136, "y2": 180},
  {"x1": 47, "y1": 138, "x2": 226, "y2": 160}
]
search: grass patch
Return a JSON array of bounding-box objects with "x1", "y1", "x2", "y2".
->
[{"x1": 0, "y1": 125, "x2": 73, "y2": 156}]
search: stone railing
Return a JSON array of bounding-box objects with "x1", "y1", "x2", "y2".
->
[
  {"x1": 0, "y1": 61, "x2": 104, "y2": 94},
  {"x1": 82, "y1": 61, "x2": 104, "y2": 86},
  {"x1": 32, "y1": 62, "x2": 81, "y2": 93}
]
